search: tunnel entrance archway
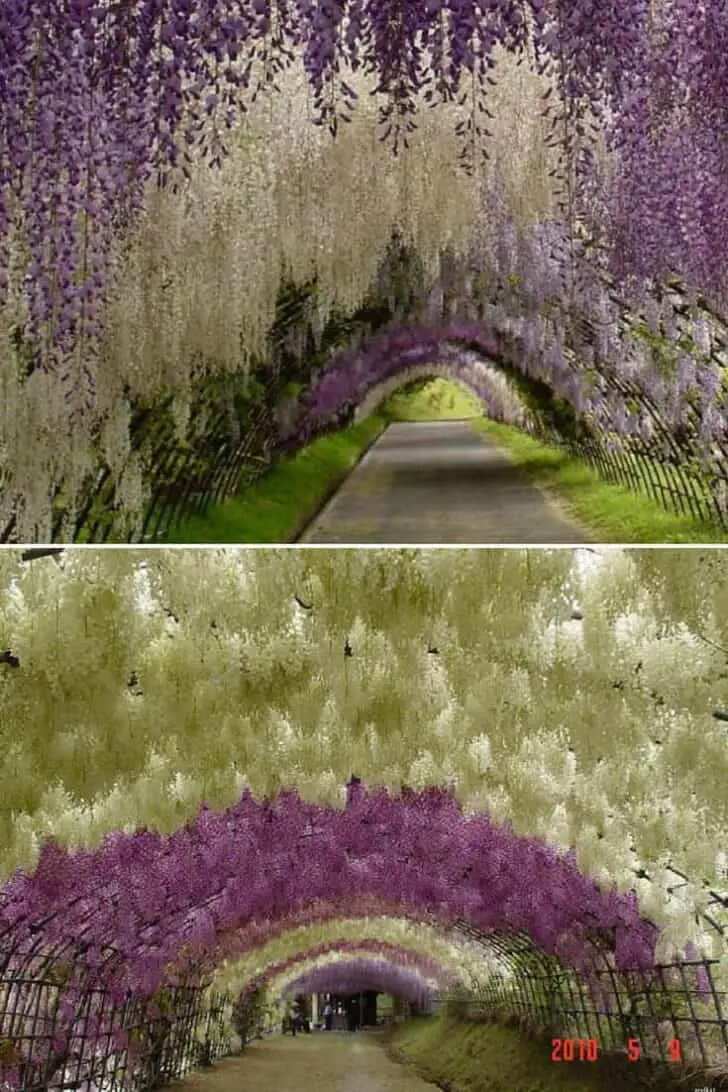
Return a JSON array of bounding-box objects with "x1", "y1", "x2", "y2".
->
[
  {"x1": 352, "y1": 362, "x2": 528, "y2": 431},
  {"x1": 0, "y1": 784, "x2": 725, "y2": 1088}
]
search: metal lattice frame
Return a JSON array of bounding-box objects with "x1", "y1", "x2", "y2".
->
[
  {"x1": 0, "y1": 244, "x2": 411, "y2": 545},
  {"x1": 448, "y1": 919, "x2": 728, "y2": 1074},
  {"x1": 449, "y1": 246, "x2": 728, "y2": 528},
  {"x1": 9, "y1": 222, "x2": 728, "y2": 541},
  {"x1": 1, "y1": 872, "x2": 725, "y2": 1089}
]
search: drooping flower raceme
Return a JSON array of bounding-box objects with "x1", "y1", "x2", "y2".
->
[{"x1": 280, "y1": 958, "x2": 436, "y2": 1008}]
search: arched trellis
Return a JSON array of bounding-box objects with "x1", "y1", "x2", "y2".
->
[
  {"x1": 0, "y1": 235, "x2": 421, "y2": 544},
  {"x1": 248, "y1": 940, "x2": 458, "y2": 991},
  {"x1": 279, "y1": 957, "x2": 437, "y2": 1008},
  {"x1": 1, "y1": 908, "x2": 725, "y2": 1090},
  {"x1": 0, "y1": 781, "x2": 725, "y2": 1088},
  {"x1": 210, "y1": 915, "x2": 496, "y2": 1000},
  {"x1": 6, "y1": 229, "x2": 728, "y2": 541},
  {"x1": 450, "y1": 919, "x2": 728, "y2": 1072},
  {"x1": 0, "y1": 784, "x2": 664, "y2": 984},
  {"x1": 212, "y1": 938, "x2": 464, "y2": 1027},
  {"x1": 271, "y1": 208, "x2": 728, "y2": 531},
  {"x1": 290, "y1": 305, "x2": 728, "y2": 528},
  {"x1": 352, "y1": 355, "x2": 531, "y2": 428},
  {"x1": 6, "y1": 2, "x2": 728, "y2": 543}
]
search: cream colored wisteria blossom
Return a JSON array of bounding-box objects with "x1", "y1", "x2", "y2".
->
[
  {"x1": 353, "y1": 357, "x2": 530, "y2": 427},
  {"x1": 211, "y1": 917, "x2": 498, "y2": 997},
  {"x1": 0, "y1": 548, "x2": 725, "y2": 973},
  {"x1": 265, "y1": 951, "x2": 444, "y2": 1002},
  {"x1": 0, "y1": 43, "x2": 560, "y2": 538}
]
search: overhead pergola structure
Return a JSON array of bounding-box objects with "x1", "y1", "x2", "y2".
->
[
  {"x1": 239, "y1": 942, "x2": 460, "y2": 992},
  {"x1": 4, "y1": 241, "x2": 728, "y2": 543},
  {"x1": 289, "y1": 247, "x2": 728, "y2": 530},
  {"x1": 4, "y1": 1, "x2": 728, "y2": 542},
  {"x1": 278, "y1": 958, "x2": 438, "y2": 1008},
  {"x1": 211, "y1": 928, "x2": 485, "y2": 1001},
  {"x1": 0, "y1": 549, "x2": 727, "y2": 1087},
  {"x1": 450, "y1": 917, "x2": 728, "y2": 1071},
  {"x1": 0, "y1": 829, "x2": 726, "y2": 1090},
  {"x1": 1, "y1": 901, "x2": 725, "y2": 1091}
]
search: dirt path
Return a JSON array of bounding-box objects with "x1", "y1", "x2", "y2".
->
[
  {"x1": 170, "y1": 1031, "x2": 435, "y2": 1092},
  {"x1": 298, "y1": 420, "x2": 590, "y2": 543}
]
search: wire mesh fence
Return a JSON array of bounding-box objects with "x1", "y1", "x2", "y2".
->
[
  {"x1": 0, "y1": 930, "x2": 726, "y2": 1089},
  {"x1": 0, "y1": 239, "x2": 416, "y2": 545},
  {"x1": 450, "y1": 920, "x2": 728, "y2": 1080},
  {"x1": 439, "y1": 256, "x2": 728, "y2": 532},
  {"x1": 0, "y1": 972, "x2": 238, "y2": 1092},
  {"x1": 526, "y1": 422, "x2": 725, "y2": 527}
]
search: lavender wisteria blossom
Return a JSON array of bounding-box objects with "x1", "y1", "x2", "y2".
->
[
  {"x1": 2, "y1": 0, "x2": 728, "y2": 536},
  {"x1": 2, "y1": 0, "x2": 725, "y2": 332},
  {"x1": 0, "y1": 783, "x2": 660, "y2": 1005},
  {"x1": 281, "y1": 959, "x2": 436, "y2": 1008}
]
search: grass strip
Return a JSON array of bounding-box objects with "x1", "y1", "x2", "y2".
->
[
  {"x1": 159, "y1": 377, "x2": 728, "y2": 544},
  {"x1": 386, "y1": 1014, "x2": 699, "y2": 1092},
  {"x1": 473, "y1": 418, "x2": 728, "y2": 544},
  {"x1": 161, "y1": 414, "x2": 388, "y2": 543}
]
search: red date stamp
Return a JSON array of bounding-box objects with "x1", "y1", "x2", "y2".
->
[
  {"x1": 551, "y1": 1038, "x2": 599, "y2": 1062},
  {"x1": 551, "y1": 1037, "x2": 683, "y2": 1063}
]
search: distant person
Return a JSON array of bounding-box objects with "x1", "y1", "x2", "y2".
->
[
  {"x1": 324, "y1": 1002, "x2": 333, "y2": 1030},
  {"x1": 347, "y1": 1005, "x2": 357, "y2": 1032}
]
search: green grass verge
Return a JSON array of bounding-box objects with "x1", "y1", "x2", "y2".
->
[
  {"x1": 386, "y1": 1015, "x2": 695, "y2": 1092},
  {"x1": 158, "y1": 377, "x2": 728, "y2": 544},
  {"x1": 160, "y1": 413, "x2": 388, "y2": 543},
  {"x1": 473, "y1": 417, "x2": 728, "y2": 544},
  {"x1": 159, "y1": 378, "x2": 479, "y2": 542}
]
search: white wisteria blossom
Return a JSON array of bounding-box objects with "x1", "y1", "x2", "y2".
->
[{"x1": 0, "y1": 548, "x2": 725, "y2": 980}]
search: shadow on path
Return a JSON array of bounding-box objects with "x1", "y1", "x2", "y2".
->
[
  {"x1": 168, "y1": 1031, "x2": 435, "y2": 1092},
  {"x1": 299, "y1": 420, "x2": 590, "y2": 543}
]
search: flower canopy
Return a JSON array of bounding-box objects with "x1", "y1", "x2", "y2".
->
[{"x1": 3, "y1": 2, "x2": 728, "y2": 536}]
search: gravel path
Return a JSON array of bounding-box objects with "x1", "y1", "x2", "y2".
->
[
  {"x1": 298, "y1": 420, "x2": 590, "y2": 543},
  {"x1": 169, "y1": 1032, "x2": 435, "y2": 1092}
]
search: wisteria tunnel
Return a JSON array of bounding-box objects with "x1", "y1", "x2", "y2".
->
[
  {"x1": 0, "y1": 548, "x2": 726, "y2": 1091},
  {"x1": 3, "y1": 1, "x2": 728, "y2": 541}
]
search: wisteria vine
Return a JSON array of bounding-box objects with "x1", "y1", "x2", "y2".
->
[
  {"x1": 280, "y1": 958, "x2": 436, "y2": 1008},
  {"x1": 0, "y1": 782, "x2": 660, "y2": 1005},
  {"x1": 211, "y1": 916, "x2": 496, "y2": 999},
  {"x1": 248, "y1": 941, "x2": 457, "y2": 1002},
  {"x1": 2, "y1": 0, "x2": 727, "y2": 336},
  {"x1": 3, "y1": 1, "x2": 728, "y2": 535}
]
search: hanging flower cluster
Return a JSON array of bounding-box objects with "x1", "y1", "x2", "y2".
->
[
  {"x1": 245, "y1": 941, "x2": 458, "y2": 1000},
  {"x1": 0, "y1": 781, "x2": 666, "y2": 1089},
  {"x1": 0, "y1": 48, "x2": 483, "y2": 539},
  {"x1": 0, "y1": 783, "x2": 660, "y2": 996},
  {"x1": 211, "y1": 916, "x2": 495, "y2": 996},
  {"x1": 0, "y1": 547, "x2": 724, "y2": 965},
  {"x1": 0, "y1": 548, "x2": 726, "y2": 1082},
  {"x1": 288, "y1": 205, "x2": 728, "y2": 459},
  {"x1": 3, "y1": 2, "x2": 728, "y2": 535},
  {"x1": 352, "y1": 358, "x2": 530, "y2": 430},
  {"x1": 280, "y1": 958, "x2": 436, "y2": 1008}
]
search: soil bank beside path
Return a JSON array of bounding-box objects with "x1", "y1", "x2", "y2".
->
[
  {"x1": 168, "y1": 1031, "x2": 436, "y2": 1092},
  {"x1": 298, "y1": 420, "x2": 590, "y2": 543}
]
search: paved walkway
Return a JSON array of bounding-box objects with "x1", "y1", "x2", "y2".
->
[
  {"x1": 170, "y1": 1032, "x2": 434, "y2": 1092},
  {"x1": 299, "y1": 420, "x2": 590, "y2": 543}
]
